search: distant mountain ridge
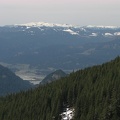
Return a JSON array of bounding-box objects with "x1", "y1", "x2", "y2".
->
[
  {"x1": 0, "y1": 22, "x2": 120, "y2": 80},
  {"x1": 14, "y1": 22, "x2": 74, "y2": 28},
  {"x1": 12, "y1": 22, "x2": 120, "y2": 29},
  {"x1": 3, "y1": 22, "x2": 120, "y2": 38}
]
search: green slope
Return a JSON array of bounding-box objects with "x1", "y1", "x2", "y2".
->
[{"x1": 0, "y1": 57, "x2": 120, "y2": 120}]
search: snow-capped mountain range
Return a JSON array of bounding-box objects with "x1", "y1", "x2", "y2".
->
[
  {"x1": 4, "y1": 22, "x2": 120, "y2": 37},
  {"x1": 14, "y1": 22, "x2": 74, "y2": 28},
  {"x1": 0, "y1": 21, "x2": 120, "y2": 77},
  {"x1": 14, "y1": 22, "x2": 120, "y2": 29}
]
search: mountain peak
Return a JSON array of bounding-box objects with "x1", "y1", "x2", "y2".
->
[{"x1": 41, "y1": 69, "x2": 67, "y2": 84}]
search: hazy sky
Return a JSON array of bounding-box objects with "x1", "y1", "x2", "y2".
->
[{"x1": 0, "y1": 0, "x2": 120, "y2": 26}]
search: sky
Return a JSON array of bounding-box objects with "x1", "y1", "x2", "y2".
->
[{"x1": 0, "y1": 0, "x2": 120, "y2": 26}]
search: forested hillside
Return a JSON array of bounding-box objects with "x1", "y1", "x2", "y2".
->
[
  {"x1": 0, "y1": 57, "x2": 120, "y2": 120},
  {"x1": 0, "y1": 65, "x2": 33, "y2": 96}
]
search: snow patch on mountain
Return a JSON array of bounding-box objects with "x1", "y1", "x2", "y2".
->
[
  {"x1": 114, "y1": 32, "x2": 120, "y2": 36},
  {"x1": 89, "y1": 33, "x2": 98, "y2": 36},
  {"x1": 26, "y1": 26, "x2": 31, "y2": 29},
  {"x1": 81, "y1": 28, "x2": 87, "y2": 32},
  {"x1": 63, "y1": 29, "x2": 79, "y2": 35},
  {"x1": 104, "y1": 33, "x2": 113, "y2": 36},
  {"x1": 61, "y1": 108, "x2": 74, "y2": 120},
  {"x1": 38, "y1": 27, "x2": 44, "y2": 31}
]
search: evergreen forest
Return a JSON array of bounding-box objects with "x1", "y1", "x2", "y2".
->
[{"x1": 0, "y1": 57, "x2": 120, "y2": 120}]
